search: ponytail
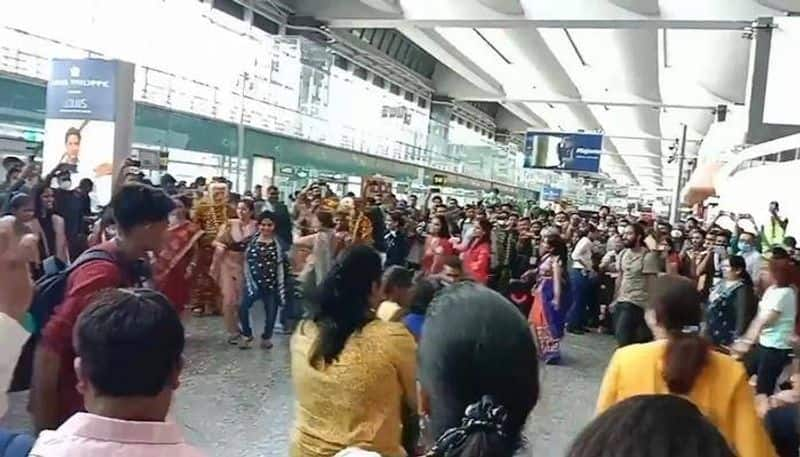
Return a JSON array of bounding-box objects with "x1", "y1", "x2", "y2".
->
[
  {"x1": 663, "y1": 328, "x2": 711, "y2": 394},
  {"x1": 652, "y1": 275, "x2": 711, "y2": 395}
]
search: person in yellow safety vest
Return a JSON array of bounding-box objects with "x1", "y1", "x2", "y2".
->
[{"x1": 761, "y1": 201, "x2": 789, "y2": 252}]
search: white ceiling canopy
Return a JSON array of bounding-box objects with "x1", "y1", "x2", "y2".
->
[{"x1": 296, "y1": 0, "x2": 796, "y2": 188}]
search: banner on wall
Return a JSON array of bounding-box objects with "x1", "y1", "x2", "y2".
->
[
  {"x1": 43, "y1": 58, "x2": 135, "y2": 204},
  {"x1": 523, "y1": 131, "x2": 603, "y2": 173},
  {"x1": 541, "y1": 185, "x2": 562, "y2": 201}
]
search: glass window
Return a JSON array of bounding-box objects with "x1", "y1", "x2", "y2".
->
[
  {"x1": 404, "y1": 91, "x2": 414, "y2": 102},
  {"x1": 334, "y1": 55, "x2": 348, "y2": 70},
  {"x1": 253, "y1": 13, "x2": 278, "y2": 35},
  {"x1": 417, "y1": 98, "x2": 428, "y2": 109},
  {"x1": 390, "y1": 84, "x2": 401, "y2": 95},
  {"x1": 354, "y1": 66, "x2": 368, "y2": 80},
  {"x1": 779, "y1": 149, "x2": 797, "y2": 162},
  {"x1": 372, "y1": 75, "x2": 385, "y2": 88},
  {"x1": 212, "y1": 0, "x2": 244, "y2": 19}
]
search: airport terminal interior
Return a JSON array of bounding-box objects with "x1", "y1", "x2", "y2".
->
[{"x1": 3, "y1": 1, "x2": 800, "y2": 456}]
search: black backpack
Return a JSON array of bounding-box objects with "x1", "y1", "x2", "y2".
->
[{"x1": 9, "y1": 249, "x2": 115, "y2": 392}]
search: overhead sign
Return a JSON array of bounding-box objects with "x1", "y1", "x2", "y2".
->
[
  {"x1": 523, "y1": 131, "x2": 603, "y2": 173},
  {"x1": 541, "y1": 185, "x2": 562, "y2": 201},
  {"x1": 46, "y1": 59, "x2": 118, "y2": 121},
  {"x1": 432, "y1": 174, "x2": 447, "y2": 186}
]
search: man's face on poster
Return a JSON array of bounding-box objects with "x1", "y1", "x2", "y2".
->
[{"x1": 66, "y1": 133, "x2": 81, "y2": 160}]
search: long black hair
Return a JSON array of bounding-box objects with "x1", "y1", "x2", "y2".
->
[
  {"x1": 727, "y1": 255, "x2": 753, "y2": 286},
  {"x1": 309, "y1": 245, "x2": 382, "y2": 365},
  {"x1": 568, "y1": 395, "x2": 734, "y2": 457},
  {"x1": 419, "y1": 282, "x2": 539, "y2": 457},
  {"x1": 651, "y1": 275, "x2": 710, "y2": 395}
]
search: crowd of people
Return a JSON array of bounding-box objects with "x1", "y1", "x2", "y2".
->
[{"x1": 1, "y1": 154, "x2": 800, "y2": 457}]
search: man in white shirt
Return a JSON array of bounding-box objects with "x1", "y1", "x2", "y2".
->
[
  {"x1": 566, "y1": 224, "x2": 599, "y2": 334},
  {"x1": 737, "y1": 232, "x2": 763, "y2": 281},
  {"x1": 0, "y1": 215, "x2": 35, "y2": 418}
]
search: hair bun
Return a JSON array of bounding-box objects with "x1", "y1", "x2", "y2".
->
[{"x1": 427, "y1": 395, "x2": 510, "y2": 456}]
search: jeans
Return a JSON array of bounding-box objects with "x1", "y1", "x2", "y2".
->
[
  {"x1": 613, "y1": 302, "x2": 653, "y2": 347},
  {"x1": 765, "y1": 405, "x2": 800, "y2": 457},
  {"x1": 567, "y1": 269, "x2": 590, "y2": 330},
  {"x1": 744, "y1": 344, "x2": 792, "y2": 395},
  {"x1": 239, "y1": 288, "x2": 281, "y2": 340}
]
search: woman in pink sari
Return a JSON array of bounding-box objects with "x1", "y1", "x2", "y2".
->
[
  {"x1": 422, "y1": 215, "x2": 455, "y2": 276},
  {"x1": 211, "y1": 199, "x2": 257, "y2": 344},
  {"x1": 153, "y1": 197, "x2": 202, "y2": 315}
]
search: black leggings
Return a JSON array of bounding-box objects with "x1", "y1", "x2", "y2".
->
[
  {"x1": 744, "y1": 344, "x2": 792, "y2": 395},
  {"x1": 765, "y1": 405, "x2": 800, "y2": 457},
  {"x1": 613, "y1": 302, "x2": 653, "y2": 348}
]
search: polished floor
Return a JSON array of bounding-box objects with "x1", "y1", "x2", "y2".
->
[{"x1": 2, "y1": 310, "x2": 615, "y2": 456}]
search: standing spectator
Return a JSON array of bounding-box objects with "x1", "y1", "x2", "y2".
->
[
  {"x1": 384, "y1": 213, "x2": 410, "y2": 268},
  {"x1": 456, "y1": 218, "x2": 492, "y2": 285},
  {"x1": 31, "y1": 183, "x2": 174, "y2": 431},
  {"x1": 567, "y1": 224, "x2": 598, "y2": 334},
  {"x1": 529, "y1": 232, "x2": 571, "y2": 364},
  {"x1": 54, "y1": 175, "x2": 93, "y2": 259},
  {"x1": 613, "y1": 223, "x2": 662, "y2": 347},
  {"x1": 737, "y1": 232, "x2": 763, "y2": 279},
  {"x1": 422, "y1": 215, "x2": 454, "y2": 276},
  {"x1": 706, "y1": 255, "x2": 758, "y2": 347},
  {"x1": 29, "y1": 289, "x2": 205, "y2": 456},
  {"x1": 598, "y1": 275, "x2": 774, "y2": 457},
  {"x1": 761, "y1": 201, "x2": 789, "y2": 252},
  {"x1": 733, "y1": 248, "x2": 798, "y2": 403},
  {"x1": 263, "y1": 185, "x2": 292, "y2": 249}
]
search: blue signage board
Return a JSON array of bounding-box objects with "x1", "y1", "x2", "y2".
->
[
  {"x1": 541, "y1": 186, "x2": 562, "y2": 201},
  {"x1": 46, "y1": 59, "x2": 117, "y2": 121},
  {"x1": 523, "y1": 131, "x2": 603, "y2": 173}
]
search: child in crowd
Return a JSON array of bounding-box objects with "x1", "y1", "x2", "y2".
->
[
  {"x1": 376, "y1": 266, "x2": 414, "y2": 322},
  {"x1": 30, "y1": 288, "x2": 204, "y2": 457},
  {"x1": 402, "y1": 277, "x2": 443, "y2": 341}
]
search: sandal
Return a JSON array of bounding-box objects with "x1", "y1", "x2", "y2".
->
[{"x1": 191, "y1": 307, "x2": 205, "y2": 317}]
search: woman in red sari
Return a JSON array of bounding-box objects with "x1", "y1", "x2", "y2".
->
[
  {"x1": 153, "y1": 197, "x2": 202, "y2": 314},
  {"x1": 455, "y1": 218, "x2": 492, "y2": 284},
  {"x1": 422, "y1": 215, "x2": 455, "y2": 276}
]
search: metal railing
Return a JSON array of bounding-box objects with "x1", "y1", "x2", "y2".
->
[{"x1": 0, "y1": 25, "x2": 530, "y2": 187}]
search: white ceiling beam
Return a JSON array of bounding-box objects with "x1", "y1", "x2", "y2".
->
[
  {"x1": 468, "y1": 95, "x2": 717, "y2": 110},
  {"x1": 326, "y1": 18, "x2": 751, "y2": 29},
  {"x1": 398, "y1": 26, "x2": 506, "y2": 96}
]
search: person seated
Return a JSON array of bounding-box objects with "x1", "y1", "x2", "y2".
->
[
  {"x1": 568, "y1": 395, "x2": 735, "y2": 457},
  {"x1": 376, "y1": 266, "x2": 414, "y2": 323},
  {"x1": 416, "y1": 282, "x2": 539, "y2": 456},
  {"x1": 440, "y1": 255, "x2": 465, "y2": 284},
  {"x1": 597, "y1": 275, "x2": 775, "y2": 457},
  {"x1": 291, "y1": 246, "x2": 416, "y2": 457},
  {"x1": 29, "y1": 288, "x2": 204, "y2": 456},
  {"x1": 402, "y1": 278, "x2": 444, "y2": 341}
]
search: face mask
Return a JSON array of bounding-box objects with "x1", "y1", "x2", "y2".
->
[
  {"x1": 738, "y1": 242, "x2": 753, "y2": 253},
  {"x1": 59, "y1": 180, "x2": 72, "y2": 190}
]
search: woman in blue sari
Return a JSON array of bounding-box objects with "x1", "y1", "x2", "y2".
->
[
  {"x1": 706, "y1": 255, "x2": 757, "y2": 347},
  {"x1": 529, "y1": 232, "x2": 571, "y2": 364}
]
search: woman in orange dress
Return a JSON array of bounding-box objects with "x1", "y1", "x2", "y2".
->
[
  {"x1": 529, "y1": 232, "x2": 570, "y2": 365},
  {"x1": 211, "y1": 199, "x2": 258, "y2": 344},
  {"x1": 153, "y1": 197, "x2": 202, "y2": 315}
]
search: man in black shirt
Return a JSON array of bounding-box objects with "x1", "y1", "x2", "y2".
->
[{"x1": 54, "y1": 174, "x2": 93, "y2": 259}]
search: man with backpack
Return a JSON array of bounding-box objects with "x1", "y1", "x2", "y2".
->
[{"x1": 30, "y1": 183, "x2": 174, "y2": 431}]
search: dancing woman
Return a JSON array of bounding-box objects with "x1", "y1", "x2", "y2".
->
[
  {"x1": 153, "y1": 197, "x2": 202, "y2": 315},
  {"x1": 529, "y1": 231, "x2": 571, "y2": 364},
  {"x1": 211, "y1": 199, "x2": 257, "y2": 343}
]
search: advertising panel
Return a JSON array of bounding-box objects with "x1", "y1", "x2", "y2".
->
[
  {"x1": 43, "y1": 58, "x2": 134, "y2": 205},
  {"x1": 523, "y1": 131, "x2": 603, "y2": 173},
  {"x1": 541, "y1": 185, "x2": 562, "y2": 201}
]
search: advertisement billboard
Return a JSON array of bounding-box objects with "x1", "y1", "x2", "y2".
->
[
  {"x1": 43, "y1": 58, "x2": 134, "y2": 204},
  {"x1": 523, "y1": 131, "x2": 603, "y2": 173},
  {"x1": 541, "y1": 185, "x2": 562, "y2": 201}
]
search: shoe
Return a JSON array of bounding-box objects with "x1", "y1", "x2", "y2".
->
[
  {"x1": 260, "y1": 339, "x2": 274, "y2": 349},
  {"x1": 238, "y1": 336, "x2": 254, "y2": 349},
  {"x1": 227, "y1": 334, "x2": 241, "y2": 345}
]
